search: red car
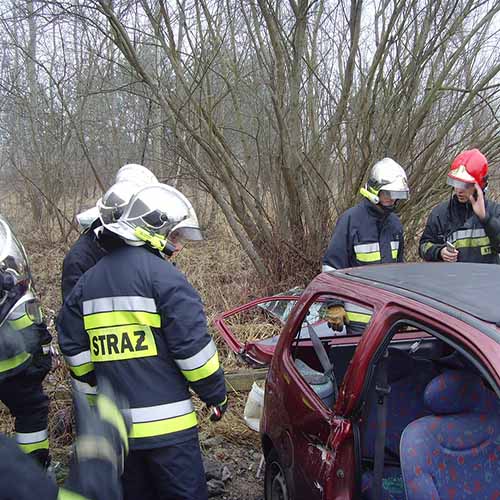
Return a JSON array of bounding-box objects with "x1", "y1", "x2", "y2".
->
[{"x1": 215, "y1": 263, "x2": 500, "y2": 500}]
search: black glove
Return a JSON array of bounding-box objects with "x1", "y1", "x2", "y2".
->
[
  {"x1": 73, "y1": 379, "x2": 131, "y2": 474},
  {"x1": 209, "y1": 397, "x2": 228, "y2": 422}
]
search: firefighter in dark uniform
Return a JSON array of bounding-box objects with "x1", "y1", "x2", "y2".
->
[
  {"x1": 0, "y1": 216, "x2": 53, "y2": 468},
  {"x1": 57, "y1": 183, "x2": 227, "y2": 500},
  {"x1": 61, "y1": 164, "x2": 158, "y2": 301},
  {"x1": 419, "y1": 149, "x2": 500, "y2": 263},
  {"x1": 322, "y1": 158, "x2": 409, "y2": 334}
]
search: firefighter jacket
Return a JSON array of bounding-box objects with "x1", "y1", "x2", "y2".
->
[
  {"x1": 57, "y1": 244, "x2": 227, "y2": 450},
  {"x1": 0, "y1": 433, "x2": 122, "y2": 500},
  {"x1": 61, "y1": 221, "x2": 107, "y2": 301},
  {"x1": 419, "y1": 195, "x2": 500, "y2": 263},
  {"x1": 0, "y1": 297, "x2": 51, "y2": 383},
  {"x1": 322, "y1": 198, "x2": 404, "y2": 270}
]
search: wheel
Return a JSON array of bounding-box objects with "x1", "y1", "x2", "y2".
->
[{"x1": 264, "y1": 449, "x2": 290, "y2": 500}]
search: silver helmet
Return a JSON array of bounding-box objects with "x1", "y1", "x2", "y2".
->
[
  {"x1": 361, "y1": 158, "x2": 409, "y2": 204},
  {"x1": 104, "y1": 184, "x2": 203, "y2": 250}
]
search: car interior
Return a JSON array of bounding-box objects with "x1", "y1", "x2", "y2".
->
[{"x1": 288, "y1": 295, "x2": 500, "y2": 500}]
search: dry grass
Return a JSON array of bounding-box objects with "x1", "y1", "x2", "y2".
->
[{"x1": 2, "y1": 220, "x2": 272, "y2": 462}]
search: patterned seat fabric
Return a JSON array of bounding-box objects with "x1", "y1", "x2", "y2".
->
[{"x1": 400, "y1": 370, "x2": 500, "y2": 500}]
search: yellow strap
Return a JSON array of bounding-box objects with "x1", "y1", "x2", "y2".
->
[
  {"x1": 181, "y1": 352, "x2": 220, "y2": 382},
  {"x1": 130, "y1": 411, "x2": 197, "y2": 439}
]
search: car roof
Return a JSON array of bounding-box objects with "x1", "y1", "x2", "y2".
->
[{"x1": 335, "y1": 263, "x2": 500, "y2": 341}]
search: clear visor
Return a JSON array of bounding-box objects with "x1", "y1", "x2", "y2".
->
[
  {"x1": 170, "y1": 226, "x2": 203, "y2": 242},
  {"x1": 379, "y1": 189, "x2": 409, "y2": 200},
  {"x1": 0, "y1": 217, "x2": 31, "y2": 285},
  {"x1": 447, "y1": 176, "x2": 474, "y2": 190}
]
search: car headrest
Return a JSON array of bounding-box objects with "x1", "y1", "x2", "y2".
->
[{"x1": 424, "y1": 370, "x2": 486, "y2": 414}]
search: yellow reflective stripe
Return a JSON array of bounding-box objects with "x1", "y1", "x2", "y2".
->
[
  {"x1": 83, "y1": 311, "x2": 161, "y2": 330},
  {"x1": 130, "y1": 411, "x2": 197, "y2": 439},
  {"x1": 8, "y1": 314, "x2": 33, "y2": 331},
  {"x1": 68, "y1": 362, "x2": 94, "y2": 377},
  {"x1": 96, "y1": 394, "x2": 129, "y2": 454},
  {"x1": 355, "y1": 251, "x2": 381, "y2": 263},
  {"x1": 58, "y1": 488, "x2": 91, "y2": 500},
  {"x1": 0, "y1": 352, "x2": 31, "y2": 373},
  {"x1": 346, "y1": 312, "x2": 372, "y2": 324},
  {"x1": 86, "y1": 394, "x2": 97, "y2": 406},
  {"x1": 18, "y1": 438, "x2": 49, "y2": 454},
  {"x1": 453, "y1": 236, "x2": 490, "y2": 249},
  {"x1": 421, "y1": 241, "x2": 434, "y2": 253},
  {"x1": 391, "y1": 249, "x2": 398, "y2": 259},
  {"x1": 181, "y1": 351, "x2": 220, "y2": 382}
]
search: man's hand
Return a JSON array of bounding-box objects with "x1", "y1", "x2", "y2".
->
[
  {"x1": 470, "y1": 182, "x2": 486, "y2": 221},
  {"x1": 209, "y1": 397, "x2": 228, "y2": 422},
  {"x1": 324, "y1": 304, "x2": 349, "y2": 332},
  {"x1": 440, "y1": 247, "x2": 458, "y2": 262}
]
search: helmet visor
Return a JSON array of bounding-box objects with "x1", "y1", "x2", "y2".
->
[
  {"x1": 379, "y1": 189, "x2": 409, "y2": 200},
  {"x1": 170, "y1": 226, "x2": 203, "y2": 242},
  {"x1": 0, "y1": 218, "x2": 31, "y2": 285},
  {"x1": 447, "y1": 176, "x2": 474, "y2": 190}
]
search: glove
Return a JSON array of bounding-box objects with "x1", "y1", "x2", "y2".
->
[
  {"x1": 323, "y1": 304, "x2": 349, "y2": 332},
  {"x1": 73, "y1": 379, "x2": 131, "y2": 474},
  {"x1": 209, "y1": 397, "x2": 228, "y2": 422}
]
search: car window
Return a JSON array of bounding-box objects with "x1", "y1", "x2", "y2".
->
[{"x1": 290, "y1": 293, "x2": 374, "y2": 409}]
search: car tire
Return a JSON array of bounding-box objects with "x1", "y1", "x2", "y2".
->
[{"x1": 264, "y1": 449, "x2": 290, "y2": 500}]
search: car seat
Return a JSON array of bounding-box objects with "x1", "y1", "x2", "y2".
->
[{"x1": 400, "y1": 369, "x2": 500, "y2": 499}]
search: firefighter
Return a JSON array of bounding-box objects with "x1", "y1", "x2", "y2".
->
[
  {"x1": 0, "y1": 378, "x2": 130, "y2": 500},
  {"x1": 419, "y1": 149, "x2": 500, "y2": 263},
  {"x1": 0, "y1": 216, "x2": 53, "y2": 468},
  {"x1": 57, "y1": 184, "x2": 227, "y2": 500},
  {"x1": 322, "y1": 158, "x2": 409, "y2": 334},
  {"x1": 61, "y1": 164, "x2": 158, "y2": 301}
]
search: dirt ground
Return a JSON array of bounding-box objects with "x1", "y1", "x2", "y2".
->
[{"x1": 2, "y1": 223, "x2": 279, "y2": 498}]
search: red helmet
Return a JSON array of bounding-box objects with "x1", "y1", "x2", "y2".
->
[{"x1": 447, "y1": 149, "x2": 488, "y2": 189}]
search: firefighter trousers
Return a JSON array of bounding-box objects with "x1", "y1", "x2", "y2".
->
[
  {"x1": 0, "y1": 365, "x2": 50, "y2": 467},
  {"x1": 122, "y1": 437, "x2": 208, "y2": 500}
]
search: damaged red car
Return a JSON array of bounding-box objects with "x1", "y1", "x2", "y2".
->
[{"x1": 214, "y1": 263, "x2": 500, "y2": 500}]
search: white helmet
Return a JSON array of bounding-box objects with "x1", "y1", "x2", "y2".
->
[
  {"x1": 360, "y1": 158, "x2": 409, "y2": 204},
  {"x1": 97, "y1": 181, "x2": 142, "y2": 226},
  {"x1": 115, "y1": 164, "x2": 158, "y2": 186},
  {"x1": 105, "y1": 184, "x2": 203, "y2": 250},
  {"x1": 75, "y1": 206, "x2": 100, "y2": 230}
]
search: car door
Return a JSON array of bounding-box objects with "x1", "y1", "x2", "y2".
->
[{"x1": 268, "y1": 292, "x2": 373, "y2": 499}]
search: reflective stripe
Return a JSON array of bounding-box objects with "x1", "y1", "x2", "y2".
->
[
  {"x1": 450, "y1": 228, "x2": 487, "y2": 241},
  {"x1": 345, "y1": 302, "x2": 372, "y2": 324},
  {"x1": 421, "y1": 241, "x2": 434, "y2": 254},
  {"x1": 175, "y1": 341, "x2": 217, "y2": 371},
  {"x1": 354, "y1": 242, "x2": 380, "y2": 253},
  {"x1": 83, "y1": 296, "x2": 157, "y2": 315},
  {"x1": 354, "y1": 242, "x2": 381, "y2": 263},
  {"x1": 97, "y1": 394, "x2": 129, "y2": 453},
  {"x1": 65, "y1": 351, "x2": 94, "y2": 377},
  {"x1": 391, "y1": 241, "x2": 399, "y2": 260},
  {"x1": 8, "y1": 314, "x2": 33, "y2": 331},
  {"x1": 58, "y1": 488, "x2": 90, "y2": 500},
  {"x1": 18, "y1": 439, "x2": 49, "y2": 454},
  {"x1": 72, "y1": 379, "x2": 97, "y2": 395},
  {"x1": 322, "y1": 264, "x2": 336, "y2": 272},
  {"x1": 129, "y1": 400, "x2": 197, "y2": 439},
  {"x1": 449, "y1": 228, "x2": 490, "y2": 249},
  {"x1": 83, "y1": 311, "x2": 161, "y2": 329},
  {"x1": 130, "y1": 412, "x2": 197, "y2": 439},
  {"x1": 0, "y1": 352, "x2": 30, "y2": 373},
  {"x1": 130, "y1": 399, "x2": 194, "y2": 422},
  {"x1": 16, "y1": 429, "x2": 48, "y2": 444},
  {"x1": 181, "y1": 351, "x2": 220, "y2": 382}
]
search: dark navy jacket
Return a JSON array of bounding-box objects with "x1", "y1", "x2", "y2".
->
[
  {"x1": 61, "y1": 222, "x2": 107, "y2": 301},
  {"x1": 322, "y1": 199, "x2": 404, "y2": 271},
  {"x1": 419, "y1": 195, "x2": 500, "y2": 263},
  {"x1": 57, "y1": 244, "x2": 226, "y2": 450}
]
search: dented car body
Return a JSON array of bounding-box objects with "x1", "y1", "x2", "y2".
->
[{"x1": 215, "y1": 263, "x2": 500, "y2": 500}]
